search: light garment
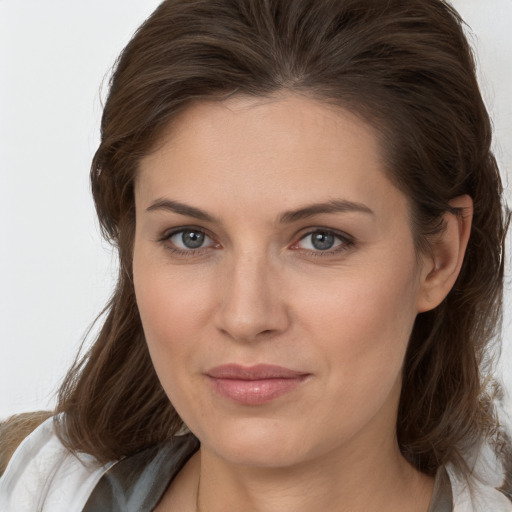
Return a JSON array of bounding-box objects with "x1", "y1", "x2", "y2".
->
[{"x1": 0, "y1": 417, "x2": 510, "y2": 512}]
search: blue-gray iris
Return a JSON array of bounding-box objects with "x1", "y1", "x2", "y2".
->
[
  {"x1": 311, "y1": 232, "x2": 335, "y2": 250},
  {"x1": 182, "y1": 230, "x2": 205, "y2": 249}
]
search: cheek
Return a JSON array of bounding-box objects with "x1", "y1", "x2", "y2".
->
[
  {"x1": 301, "y1": 239, "x2": 420, "y2": 351},
  {"x1": 295, "y1": 255, "x2": 420, "y2": 410},
  {"x1": 132, "y1": 247, "x2": 214, "y2": 377},
  {"x1": 133, "y1": 266, "x2": 217, "y2": 428}
]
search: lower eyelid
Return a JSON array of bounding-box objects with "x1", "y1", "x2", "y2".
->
[{"x1": 298, "y1": 242, "x2": 355, "y2": 260}]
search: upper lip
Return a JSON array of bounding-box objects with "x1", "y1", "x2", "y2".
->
[{"x1": 206, "y1": 364, "x2": 308, "y2": 380}]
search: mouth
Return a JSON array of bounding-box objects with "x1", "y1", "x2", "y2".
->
[{"x1": 205, "y1": 364, "x2": 310, "y2": 405}]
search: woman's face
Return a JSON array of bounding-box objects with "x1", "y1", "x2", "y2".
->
[{"x1": 133, "y1": 93, "x2": 429, "y2": 468}]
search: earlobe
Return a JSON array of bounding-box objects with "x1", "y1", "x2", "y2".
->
[{"x1": 417, "y1": 195, "x2": 473, "y2": 313}]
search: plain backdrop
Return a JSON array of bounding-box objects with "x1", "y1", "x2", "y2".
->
[{"x1": 1, "y1": 0, "x2": 511, "y2": 420}]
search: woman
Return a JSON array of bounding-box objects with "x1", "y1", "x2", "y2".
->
[{"x1": 1, "y1": 0, "x2": 510, "y2": 510}]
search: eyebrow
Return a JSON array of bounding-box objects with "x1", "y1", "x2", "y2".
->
[
  {"x1": 278, "y1": 199, "x2": 374, "y2": 223},
  {"x1": 147, "y1": 198, "x2": 218, "y2": 222},
  {"x1": 146, "y1": 198, "x2": 374, "y2": 224}
]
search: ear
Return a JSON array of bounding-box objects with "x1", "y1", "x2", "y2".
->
[{"x1": 417, "y1": 195, "x2": 473, "y2": 313}]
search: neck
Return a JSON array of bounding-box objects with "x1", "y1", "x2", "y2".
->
[{"x1": 195, "y1": 434, "x2": 433, "y2": 512}]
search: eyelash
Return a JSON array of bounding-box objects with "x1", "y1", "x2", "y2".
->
[{"x1": 157, "y1": 227, "x2": 355, "y2": 258}]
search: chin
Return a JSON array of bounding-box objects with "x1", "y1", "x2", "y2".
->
[{"x1": 193, "y1": 417, "x2": 326, "y2": 468}]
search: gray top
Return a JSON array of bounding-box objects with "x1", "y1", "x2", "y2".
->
[
  {"x1": 83, "y1": 434, "x2": 453, "y2": 511},
  {"x1": 428, "y1": 466, "x2": 453, "y2": 512}
]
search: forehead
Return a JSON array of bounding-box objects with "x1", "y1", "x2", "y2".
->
[
  {"x1": 135, "y1": 93, "x2": 407, "y2": 223},
  {"x1": 142, "y1": 93, "x2": 382, "y2": 169}
]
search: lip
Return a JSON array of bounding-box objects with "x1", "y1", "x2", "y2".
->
[{"x1": 205, "y1": 364, "x2": 310, "y2": 405}]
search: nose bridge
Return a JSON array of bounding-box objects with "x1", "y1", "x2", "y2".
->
[{"x1": 215, "y1": 247, "x2": 288, "y2": 341}]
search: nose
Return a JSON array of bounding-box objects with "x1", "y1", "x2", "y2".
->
[{"x1": 213, "y1": 251, "x2": 290, "y2": 342}]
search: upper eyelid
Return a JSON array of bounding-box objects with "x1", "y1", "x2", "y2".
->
[
  {"x1": 294, "y1": 231, "x2": 353, "y2": 250},
  {"x1": 297, "y1": 227, "x2": 353, "y2": 242},
  {"x1": 159, "y1": 226, "x2": 215, "y2": 241}
]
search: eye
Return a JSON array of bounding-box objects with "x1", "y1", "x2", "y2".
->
[
  {"x1": 291, "y1": 229, "x2": 353, "y2": 255},
  {"x1": 172, "y1": 229, "x2": 209, "y2": 249},
  {"x1": 160, "y1": 228, "x2": 219, "y2": 254}
]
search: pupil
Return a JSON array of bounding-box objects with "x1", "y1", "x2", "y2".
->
[
  {"x1": 182, "y1": 231, "x2": 205, "y2": 249},
  {"x1": 311, "y1": 232, "x2": 335, "y2": 250}
]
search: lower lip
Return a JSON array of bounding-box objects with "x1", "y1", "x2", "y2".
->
[{"x1": 208, "y1": 376, "x2": 308, "y2": 405}]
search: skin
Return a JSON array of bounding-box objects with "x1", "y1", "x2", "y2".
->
[{"x1": 132, "y1": 93, "x2": 472, "y2": 511}]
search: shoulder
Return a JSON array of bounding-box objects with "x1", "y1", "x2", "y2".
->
[
  {"x1": 0, "y1": 415, "x2": 115, "y2": 512},
  {"x1": 446, "y1": 462, "x2": 512, "y2": 512}
]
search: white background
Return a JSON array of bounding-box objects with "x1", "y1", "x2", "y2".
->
[{"x1": 0, "y1": 0, "x2": 511, "y2": 420}]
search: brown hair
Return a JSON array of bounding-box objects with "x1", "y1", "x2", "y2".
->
[
  {"x1": 55, "y1": 0, "x2": 510, "y2": 480},
  {"x1": 0, "y1": 411, "x2": 53, "y2": 476}
]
